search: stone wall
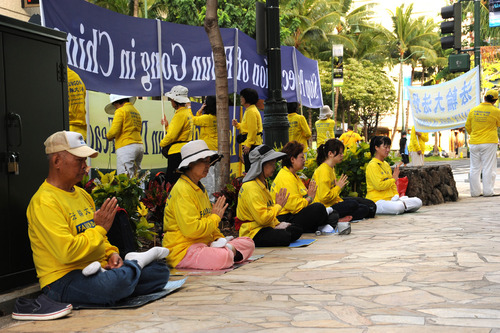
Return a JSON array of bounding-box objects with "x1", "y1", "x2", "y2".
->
[{"x1": 399, "y1": 165, "x2": 459, "y2": 206}]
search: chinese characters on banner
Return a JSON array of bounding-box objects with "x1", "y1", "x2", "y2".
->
[{"x1": 408, "y1": 66, "x2": 480, "y2": 132}]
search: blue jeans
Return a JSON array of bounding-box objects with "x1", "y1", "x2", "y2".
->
[{"x1": 42, "y1": 260, "x2": 170, "y2": 306}]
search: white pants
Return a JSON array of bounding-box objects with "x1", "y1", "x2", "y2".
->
[
  {"x1": 375, "y1": 195, "x2": 422, "y2": 215},
  {"x1": 409, "y1": 151, "x2": 424, "y2": 166},
  {"x1": 469, "y1": 143, "x2": 497, "y2": 197},
  {"x1": 116, "y1": 143, "x2": 144, "y2": 177}
]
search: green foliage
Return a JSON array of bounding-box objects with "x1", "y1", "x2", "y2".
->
[
  {"x1": 89, "y1": 0, "x2": 258, "y2": 37},
  {"x1": 342, "y1": 59, "x2": 396, "y2": 137},
  {"x1": 334, "y1": 142, "x2": 372, "y2": 197},
  {"x1": 298, "y1": 148, "x2": 318, "y2": 179},
  {"x1": 87, "y1": 171, "x2": 156, "y2": 244}
]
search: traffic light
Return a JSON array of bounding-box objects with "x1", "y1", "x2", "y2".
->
[{"x1": 440, "y1": 3, "x2": 461, "y2": 50}]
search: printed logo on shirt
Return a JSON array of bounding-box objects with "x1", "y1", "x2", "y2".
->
[
  {"x1": 200, "y1": 207, "x2": 211, "y2": 218},
  {"x1": 76, "y1": 219, "x2": 96, "y2": 234}
]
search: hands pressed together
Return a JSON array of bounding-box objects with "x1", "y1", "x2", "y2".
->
[
  {"x1": 94, "y1": 197, "x2": 119, "y2": 232},
  {"x1": 393, "y1": 162, "x2": 402, "y2": 181},
  {"x1": 335, "y1": 174, "x2": 349, "y2": 189},
  {"x1": 212, "y1": 195, "x2": 229, "y2": 218},
  {"x1": 275, "y1": 187, "x2": 290, "y2": 209}
]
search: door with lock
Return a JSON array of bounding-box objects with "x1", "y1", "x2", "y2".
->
[{"x1": 0, "y1": 15, "x2": 68, "y2": 291}]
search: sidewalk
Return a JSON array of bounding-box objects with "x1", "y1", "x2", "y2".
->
[{"x1": 1, "y1": 166, "x2": 500, "y2": 332}]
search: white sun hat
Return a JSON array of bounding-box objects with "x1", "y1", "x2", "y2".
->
[
  {"x1": 177, "y1": 140, "x2": 222, "y2": 171},
  {"x1": 318, "y1": 105, "x2": 333, "y2": 120},
  {"x1": 104, "y1": 94, "x2": 137, "y2": 115},
  {"x1": 165, "y1": 85, "x2": 190, "y2": 104},
  {"x1": 242, "y1": 145, "x2": 286, "y2": 183}
]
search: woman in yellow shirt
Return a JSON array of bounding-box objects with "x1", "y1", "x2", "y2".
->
[
  {"x1": 271, "y1": 141, "x2": 340, "y2": 233},
  {"x1": 232, "y1": 88, "x2": 263, "y2": 172},
  {"x1": 313, "y1": 139, "x2": 375, "y2": 223},
  {"x1": 366, "y1": 136, "x2": 422, "y2": 215},
  {"x1": 236, "y1": 145, "x2": 303, "y2": 246},
  {"x1": 287, "y1": 103, "x2": 311, "y2": 152},
  {"x1": 162, "y1": 140, "x2": 254, "y2": 269},
  {"x1": 160, "y1": 85, "x2": 194, "y2": 186},
  {"x1": 105, "y1": 94, "x2": 143, "y2": 177}
]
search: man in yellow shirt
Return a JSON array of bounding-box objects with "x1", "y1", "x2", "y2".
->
[
  {"x1": 339, "y1": 125, "x2": 362, "y2": 150},
  {"x1": 315, "y1": 105, "x2": 335, "y2": 146},
  {"x1": 408, "y1": 126, "x2": 428, "y2": 166},
  {"x1": 67, "y1": 67, "x2": 87, "y2": 140},
  {"x1": 105, "y1": 95, "x2": 144, "y2": 177},
  {"x1": 160, "y1": 85, "x2": 194, "y2": 185},
  {"x1": 27, "y1": 131, "x2": 169, "y2": 308},
  {"x1": 287, "y1": 102, "x2": 311, "y2": 152},
  {"x1": 465, "y1": 89, "x2": 500, "y2": 197}
]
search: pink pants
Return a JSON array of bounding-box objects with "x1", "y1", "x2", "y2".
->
[{"x1": 176, "y1": 237, "x2": 255, "y2": 270}]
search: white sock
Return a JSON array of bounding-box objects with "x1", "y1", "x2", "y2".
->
[
  {"x1": 210, "y1": 238, "x2": 228, "y2": 248},
  {"x1": 225, "y1": 236, "x2": 234, "y2": 242},
  {"x1": 82, "y1": 261, "x2": 105, "y2": 276},
  {"x1": 318, "y1": 224, "x2": 334, "y2": 233},
  {"x1": 125, "y1": 247, "x2": 169, "y2": 269},
  {"x1": 326, "y1": 207, "x2": 334, "y2": 215}
]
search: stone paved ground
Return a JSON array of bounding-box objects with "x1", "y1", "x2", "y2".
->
[{"x1": 2, "y1": 163, "x2": 500, "y2": 332}]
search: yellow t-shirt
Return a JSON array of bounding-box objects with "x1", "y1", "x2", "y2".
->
[
  {"x1": 237, "y1": 178, "x2": 281, "y2": 239},
  {"x1": 315, "y1": 119, "x2": 335, "y2": 146},
  {"x1": 27, "y1": 181, "x2": 118, "y2": 288},
  {"x1": 162, "y1": 175, "x2": 224, "y2": 267},
  {"x1": 235, "y1": 104, "x2": 263, "y2": 148},
  {"x1": 339, "y1": 130, "x2": 362, "y2": 150},
  {"x1": 365, "y1": 158, "x2": 398, "y2": 202},
  {"x1": 312, "y1": 162, "x2": 343, "y2": 207},
  {"x1": 288, "y1": 113, "x2": 311, "y2": 151},
  {"x1": 409, "y1": 126, "x2": 429, "y2": 152},
  {"x1": 193, "y1": 114, "x2": 218, "y2": 150},
  {"x1": 160, "y1": 106, "x2": 193, "y2": 155},
  {"x1": 465, "y1": 102, "x2": 500, "y2": 144},
  {"x1": 106, "y1": 102, "x2": 143, "y2": 150},
  {"x1": 270, "y1": 167, "x2": 309, "y2": 215}
]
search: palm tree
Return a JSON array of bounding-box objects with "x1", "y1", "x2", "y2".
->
[
  {"x1": 389, "y1": 4, "x2": 439, "y2": 140},
  {"x1": 205, "y1": 0, "x2": 230, "y2": 189}
]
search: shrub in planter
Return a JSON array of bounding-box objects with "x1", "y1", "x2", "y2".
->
[{"x1": 83, "y1": 170, "x2": 156, "y2": 247}]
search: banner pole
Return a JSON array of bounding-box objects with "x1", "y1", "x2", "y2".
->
[
  {"x1": 233, "y1": 28, "x2": 239, "y2": 136},
  {"x1": 157, "y1": 19, "x2": 166, "y2": 137}
]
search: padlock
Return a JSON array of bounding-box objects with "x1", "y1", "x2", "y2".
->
[{"x1": 7, "y1": 152, "x2": 19, "y2": 175}]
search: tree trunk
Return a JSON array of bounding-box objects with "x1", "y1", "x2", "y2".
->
[
  {"x1": 133, "y1": 0, "x2": 139, "y2": 17},
  {"x1": 334, "y1": 87, "x2": 339, "y2": 122},
  {"x1": 205, "y1": 0, "x2": 230, "y2": 189},
  {"x1": 391, "y1": 60, "x2": 403, "y2": 142},
  {"x1": 433, "y1": 132, "x2": 439, "y2": 155},
  {"x1": 405, "y1": 66, "x2": 415, "y2": 132}
]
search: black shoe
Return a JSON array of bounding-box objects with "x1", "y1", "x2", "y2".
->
[{"x1": 12, "y1": 294, "x2": 72, "y2": 321}]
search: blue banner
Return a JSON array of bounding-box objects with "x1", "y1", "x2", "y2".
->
[
  {"x1": 40, "y1": 0, "x2": 323, "y2": 108},
  {"x1": 408, "y1": 66, "x2": 481, "y2": 132}
]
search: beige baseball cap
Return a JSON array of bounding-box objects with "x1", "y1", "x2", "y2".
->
[{"x1": 44, "y1": 131, "x2": 98, "y2": 158}]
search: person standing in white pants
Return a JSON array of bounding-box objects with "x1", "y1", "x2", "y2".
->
[
  {"x1": 465, "y1": 89, "x2": 500, "y2": 197},
  {"x1": 105, "y1": 95, "x2": 144, "y2": 177}
]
